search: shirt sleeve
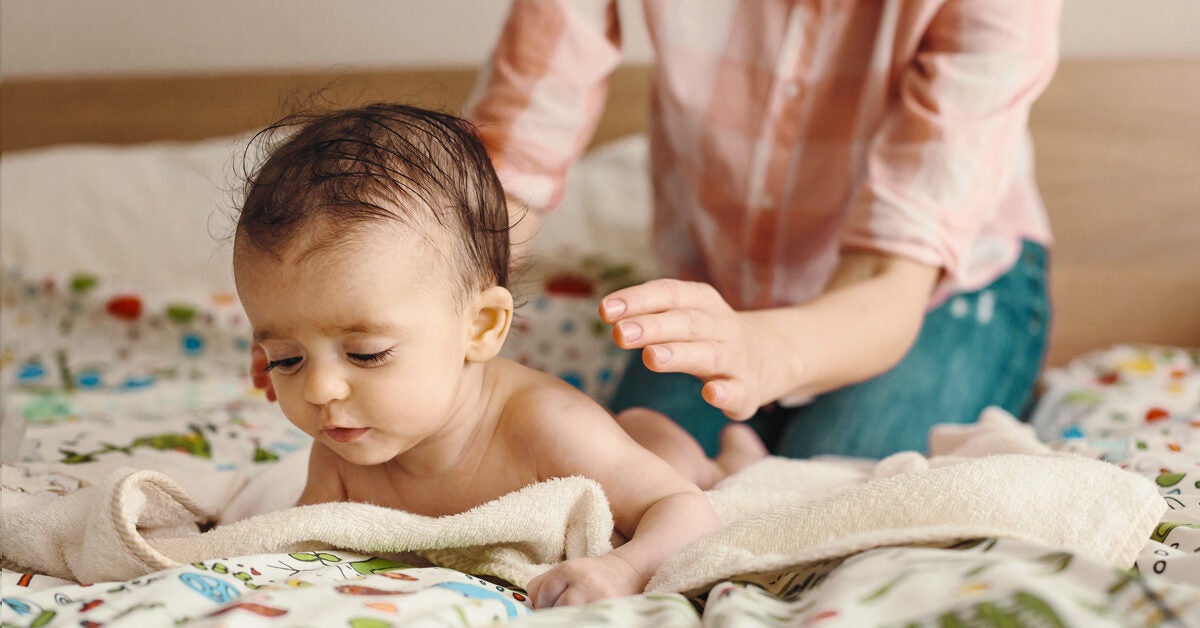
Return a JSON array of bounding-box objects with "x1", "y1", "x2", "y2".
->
[
  {"x1": 841, "y1": 0, "x2": 1061, "y2": 284},
  {"x1": 467, "y1": 0, "x2": 623, "y2": 214}
]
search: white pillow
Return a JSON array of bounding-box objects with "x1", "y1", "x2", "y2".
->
[
  {"x1": 1, "y1": 134, "x2": 655, "y2": 297},
  {"x1": 1, "y1": 137, "x2": 245, "y2": 299}
]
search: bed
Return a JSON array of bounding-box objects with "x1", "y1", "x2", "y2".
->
[{"x1": 1, "y1": 60, "x2": 1198, "y2": 626}]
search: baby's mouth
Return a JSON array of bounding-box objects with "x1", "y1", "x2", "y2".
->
[{"x1": 323, "y1": 427, "x2": 369, "y2": 443}]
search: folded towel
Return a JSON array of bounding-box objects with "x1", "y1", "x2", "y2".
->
[
  {"x1": 0, "y1": 470, "x2": 614, "y2": 587},
  {"x1": 0, "y1": 409, "x2": 1165, "y2": 593},
  {"x1": 651, "y1": 453, "x2": 1163, "y2": 594}
]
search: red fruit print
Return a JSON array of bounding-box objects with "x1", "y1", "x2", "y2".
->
[
  {"x1": 1145, "y1": 407, "x2": 1170, "y2": 423},
  {"x1": 544, "y1": 272, "x2": 595, "y2": 297},
  {"x1": 335, "y1": 584, "x2": 402, "y2": 596},
  {"x1": 106, "y1": 295, "x2": 143, "y2": 321},
  {"x1": 209, "y1": 602, "x2": 288, "y2": 617},
  {"x1": 1097, "y1": 371, "x2": 1119, "y2": 386},
  {"x1": 808, "y1": 609, "x2": 839, "y2": 623},
  {"x1": 379, "y1": 571, "x2": 418, "y2": 581}
]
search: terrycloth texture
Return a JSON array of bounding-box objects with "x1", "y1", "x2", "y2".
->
[
  {"x1": 653, "y1": 454, "x2": 1163, "y2": 594},
  {"x1": 0, "y1": 469, "x2": 613, "y2": 588},
  {"x1": 651, "y1": 409, "x2": 1165, "y2": 594},
  {"x1": 1, "y1": 409, "x2": 1165, "y2": 593}
]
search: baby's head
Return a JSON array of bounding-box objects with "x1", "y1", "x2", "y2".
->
[
  {"x1": 233, "y1": 104, "x2": 515, "y2": 465},
  {"x1": 235, "y1": 103, "x2": 509, "y2": 299}
]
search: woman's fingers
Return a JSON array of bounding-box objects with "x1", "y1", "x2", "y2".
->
[
  {"x1": 612, "y1": 308, "x2": 716, "y2": 349},
  {"x1": 601, "y1": 279, "x2": 724, "y2": 323},
  {"x1": 703, "y1": 379, "x2": 755, "y2": 420},
  {"x1": 641, "y1": 342, "x2": 758, "y2": 418},
  {"x1": 603, "y1": 278, "x2": 768, "y2": 417},
  {"x1": 641, "y1": 340, "x2": 731, "y2": 378}
]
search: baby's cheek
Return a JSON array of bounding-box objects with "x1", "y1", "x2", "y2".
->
[
  {"x1": 274, "y1": 388, "x2": 316, "y2": 433},
  {"x1": 375, "y1": 372, "x2": 455, "y2": 420}
]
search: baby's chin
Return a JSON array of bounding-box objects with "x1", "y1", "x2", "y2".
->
[{"x1": 322, "y1": 435, "x2": 402, "y2": 467}]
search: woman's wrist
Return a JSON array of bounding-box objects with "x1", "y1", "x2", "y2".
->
[
  {"x1": 747, "y1": 252, "x2": 938, "y2": 406},
  {"x1": 739, "y1": 309, "x2": 811, "y2": 409}
]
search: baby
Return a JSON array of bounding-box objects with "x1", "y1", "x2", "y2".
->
[{"x1": 232, "y1": 103, "x2": 729, "y2": 607}]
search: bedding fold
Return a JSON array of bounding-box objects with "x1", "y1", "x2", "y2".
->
[{"x1": 0, "y1": 409, "x2": 1165, "y2": 592}]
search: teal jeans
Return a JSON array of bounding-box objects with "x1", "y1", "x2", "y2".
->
[{"x1": 608, "y1": 241, "x2": 1050, "y2": 459}]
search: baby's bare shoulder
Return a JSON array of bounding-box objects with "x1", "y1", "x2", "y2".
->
[
  {"x1": 498, "y1": 360, "x2": 613, "y2": 430},
  {"x1": 494, "y1": 359, "x2": 643, "y2": 477}
]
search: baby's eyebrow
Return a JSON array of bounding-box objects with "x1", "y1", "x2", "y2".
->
[
  {"x1": 331, "y1": 322, "x2": 406, "y2": 336},
  {"x1": 251, "y1": 323, "x2": 404, "y2": 344}
]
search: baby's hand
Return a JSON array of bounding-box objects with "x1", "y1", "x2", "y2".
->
[
  {"x1": 250, "y1": 345, "x2": 277, "y2": 402},
  {"x1": 526, "y1": 554, "x2": 645, "y2": 607}
]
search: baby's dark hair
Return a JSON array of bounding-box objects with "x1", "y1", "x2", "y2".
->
[{"x1": 237, "y1": 102, "x2": 509, "y2": 294}]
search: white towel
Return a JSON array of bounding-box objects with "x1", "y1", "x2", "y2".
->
[{"x1": 0, "y1": 409, "x2": 1166, "y2": 592}]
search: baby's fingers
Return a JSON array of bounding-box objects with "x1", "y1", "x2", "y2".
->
[
  {"x1": 250, "y1": 345, "x2": 277, "y2": 401},
  {"x1": 251, "y1": 345, "x2": 269, "y2": 378},
  {"x1": 529, "y1": 572, "x2": 567, "y2": 609}
]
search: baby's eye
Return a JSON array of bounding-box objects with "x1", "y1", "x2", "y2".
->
[
  {"x1": 347, "y1": 349, "x2": 394, "y2": 367},
  {"x1": 264, "y1": 356, "x2": 303, "y2": 374}
]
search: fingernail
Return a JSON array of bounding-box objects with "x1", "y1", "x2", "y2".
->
[
  {"x1": 650, "y1": 345, "x2": 671, "y2": 363},
  {"x1": 617, "y1": 321, "x2": 642, "y2": 342},
  {"x1": 602, "y1": 299, "x2": 626, "y2": 318},
  {"x1": 709, "y1": 383, "x2": 724, "y2": 401}
]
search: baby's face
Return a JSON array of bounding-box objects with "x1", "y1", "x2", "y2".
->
[{"x1": 234, "y1": 221, "x2": 476, "y2": 466}]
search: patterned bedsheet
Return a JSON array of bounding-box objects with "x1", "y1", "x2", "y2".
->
[{"x1": 3, "y1": 266, "x2": 1199, "y2": 626}]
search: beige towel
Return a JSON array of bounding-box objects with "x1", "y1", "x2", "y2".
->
[
  {"x1": 651, "y1": 454, "x2": 1163, "y2": 594},
  {"x1": 0, "y1": 470, "x2": 614, "y2": 588},
  {"x1": 0, "y1": 409, "x2": 1165, "y2": 592}
]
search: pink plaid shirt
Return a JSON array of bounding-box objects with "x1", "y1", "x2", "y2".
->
[{"x1": 470, "y1": 0, "x2": 1059, "y2": 309}]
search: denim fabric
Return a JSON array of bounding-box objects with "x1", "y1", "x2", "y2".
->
[{"x1": 607, "y1": 241, "x2": 1050, "y2": 459}]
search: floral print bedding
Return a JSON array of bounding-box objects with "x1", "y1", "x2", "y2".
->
[{"x1": 3, "y1": 265, "x2": 1200, "y2": 626}]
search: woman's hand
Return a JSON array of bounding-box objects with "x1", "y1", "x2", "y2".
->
[
  {"x1": 600, "y1": 279, "x2": 789, "y2": 420},
  {"x1": 250, "y1": 345, "x2": 277, "y2": 402}
]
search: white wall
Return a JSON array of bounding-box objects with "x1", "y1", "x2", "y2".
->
[{"x1": 1, "y1": 0, "x2": 1196, "y2": 79}]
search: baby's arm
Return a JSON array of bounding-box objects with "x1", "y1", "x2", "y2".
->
[
  {"x1": 296, "y1": 441, "x2": 348, "y2": 506},
  {"x1": 521, "y1": 389, "x2": 721, "y2": 606}
]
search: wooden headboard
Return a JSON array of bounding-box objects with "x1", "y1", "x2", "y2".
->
[{"x1": 2, "y1": 60, "x2": 1197, "y2": 366}]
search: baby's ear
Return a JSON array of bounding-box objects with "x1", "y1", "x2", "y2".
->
[{"x1": 464, "y1": 286, "x2": 514, "y2": 363}]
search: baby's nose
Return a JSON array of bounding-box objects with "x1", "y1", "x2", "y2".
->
[{"x1": 302, "y1": 361, "x2": 350, "y2": 405}]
